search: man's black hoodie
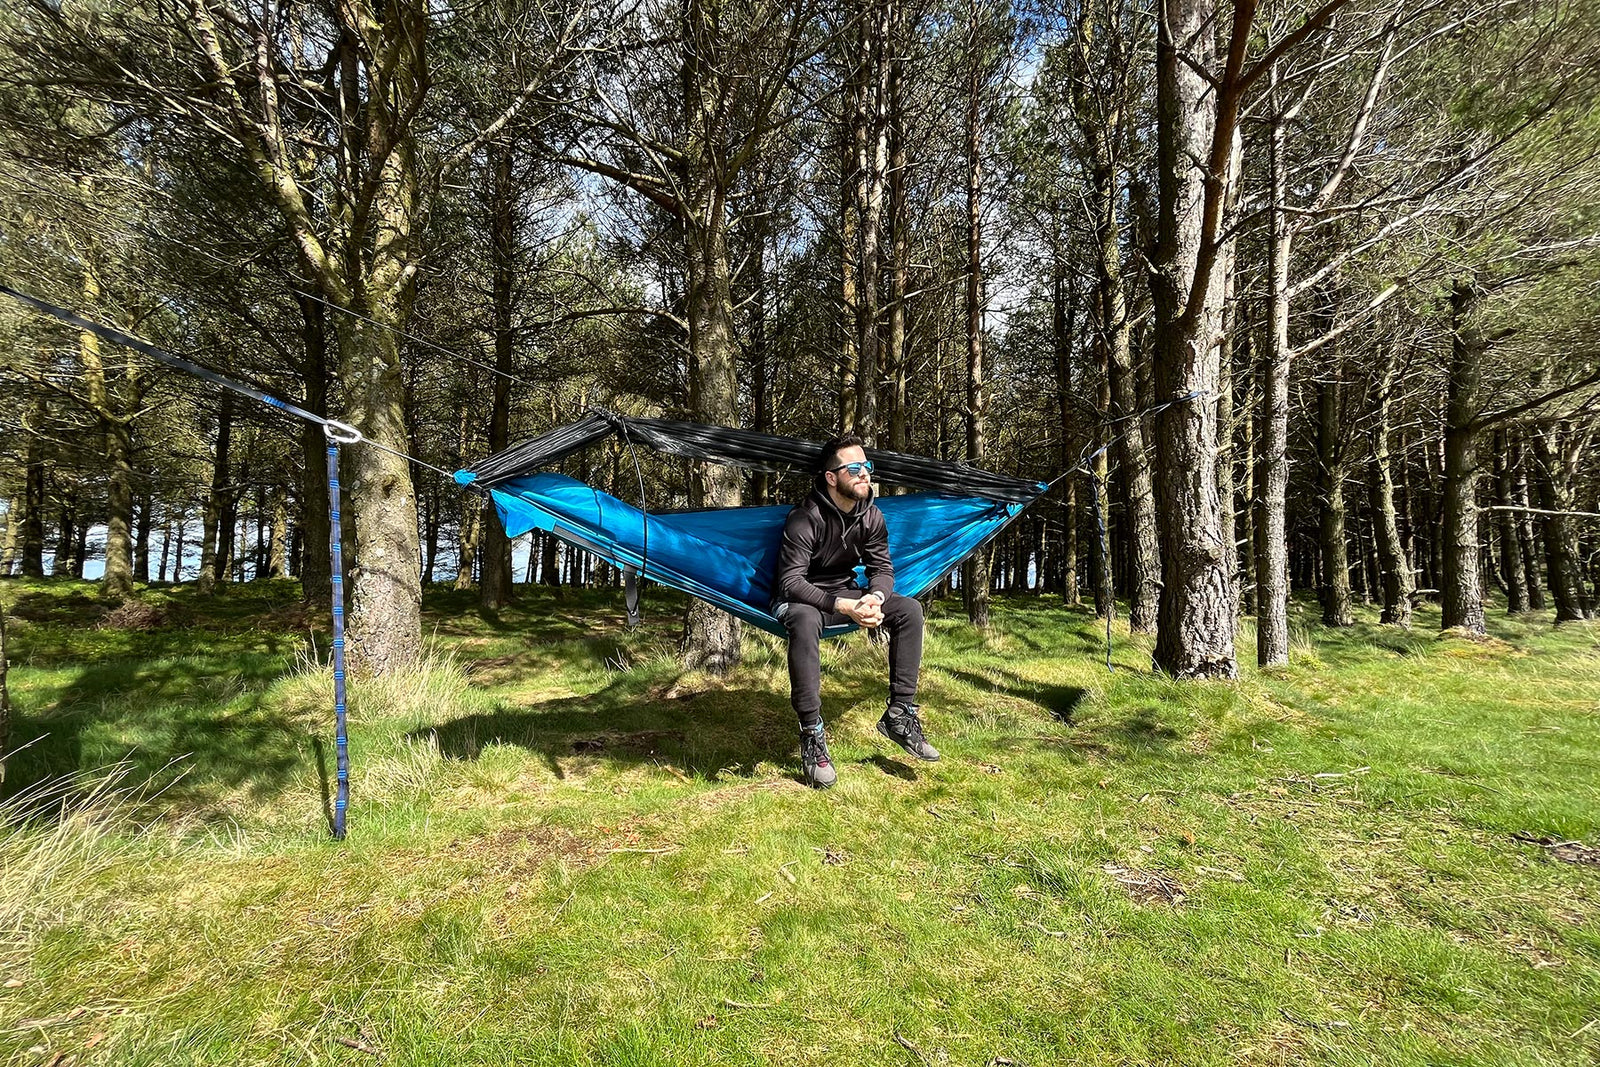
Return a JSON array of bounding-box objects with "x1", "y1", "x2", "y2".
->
[{"x1": 774, "y1": 475, "x2": 895, "y2": 612}]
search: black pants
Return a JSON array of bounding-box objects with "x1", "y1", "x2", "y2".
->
[{"x1": 780, "y1": 593, "x2": 924, "y2": 728}]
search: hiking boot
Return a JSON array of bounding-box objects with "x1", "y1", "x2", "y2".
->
[
  {"x1": 878, "y1": 703, "x2": 940, "y2": 761},
  {"x1": 800, "y1": 724, "x2": 837, "y2": 789}
]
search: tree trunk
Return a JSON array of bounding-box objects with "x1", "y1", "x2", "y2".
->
[
  {"x1": 1317, "y1": 375, "x2": 1353, "y2": 626},
  {"x1": 541, "y1": 533, "x2": 562, "y2": 597},
  {"x1": 1493, "y1": 429, "x2": 1529, "y2": 613},
  {"x1": 1511, "y1": 441, "x2": 1545, "y2": 609},
  {"x1": 20, "y1": 397, "x2": 47, "y2": 577},
  {"x1": 195, "y1": 397, "x2": 230, "y2": 596},
  {"x1": 1053, "y1": 255, "x2": 1080, "y2": 607},
  {"x1": 1217, "y1": 310, "x2": 1237, "y2": 619},
  {"x1": 679, "y1": 30, "x2": 744, "y2": 670},
  {"x1": 839, "y1": 17, "x2": 863, "y2": 434},
  {"x1": 1529, "y1": 422, "x2": 1593, "y2": 622},
  {"x1": 453, "y1": 395, "x2": 480, "y2": 591},
  {"x1": 1239, "y1": 353, "x2": 1256, "y2": 616},
  {"x1": 214, "y1": 443, "x2": 240, "y2": 588},
  {"x1": 1092, "y1": 320, "x2": 1114, "y2": 621},
  {"x1": 1441, "y1": 281, "x2": 1486, "y2": 634},
  {"x1": 1257, "y1": 107, "x2": 1292, "y2": 666},
  {"x1": 336, "y1": 300, "x2": 425, "y2": 670},
  {"x1": 268, "y1": 484, "x2": 289, "y2": 579},
  {"x1": 157, "y1": 516, "x2": 173, "y2": 585},
  {"x1": 0, "y1": 494, "x2": 19, "y2": 577},
  {"x1": 1078, "y1": 73, "x2": 1157, "y2": 632},
  {"x1": 77, "y1": 263, "x2": 138, "y2": 600},
  {"x1": 72, "y1": 520, "x2": 88, "y2": 578},
  {"x1": 132, "y1": 492, "x2": 153, "y2": 584},
  {"x1": 961, "y1": 0, "x2": 991, "y2": 630},
  {"x1": 1368, "y1": 348, "x2": 1413, "y2": 627},
  {"x1": 886, "y1": 11, "x2": 910, "y2": 455},
  {"x1": 294, "y1": 293, "x2": 333, "y2": 603},
  {"x1": 51, "y1": 491, "x2": 76, "y2": 577},
  {"x1": 481, "y1": 141, "x2": 517, "y2": 610},
  {"x1": 751, "y1": 212, "x2": 772, "y2": 506},
  {"x1": 855, "y1": 0, "x2": 889, "y2": 442},
  {"x1": 172, "y1": 508, "x2": 187, "y2": 582},
  {"x1": 1150, "y1": 0, "x2": 1237, "y2": 678}
]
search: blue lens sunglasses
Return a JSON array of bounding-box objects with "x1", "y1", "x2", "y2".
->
[{"x1": 829, "y1": 460, "x2": 874, "y2": 477}]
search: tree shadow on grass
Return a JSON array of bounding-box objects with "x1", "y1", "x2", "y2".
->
[
  {"x1": 2, "y1": 648, "x2": 311, "y2": 818},
  {"x1": 413, "y1": 679, "x2": 791, "y2": 780},
  {"x1": 412, "y1": 672, "x2": 884, "y2": 782},
  {"x1": 934, "y1": 666, "x2": 1089, "y2": 723}
]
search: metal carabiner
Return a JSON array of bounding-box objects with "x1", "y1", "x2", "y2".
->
[{"x1": 322, "y1": 419, "x2": 363, "y2": 445}]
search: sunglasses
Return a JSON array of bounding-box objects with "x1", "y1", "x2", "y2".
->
[{"x1": 829, "y1": 460, "x2": 874, "y2": 477}]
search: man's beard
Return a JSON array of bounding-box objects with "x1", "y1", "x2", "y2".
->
[{"x1": 846, "y1": 479, "x2": 872, "y2": 500}]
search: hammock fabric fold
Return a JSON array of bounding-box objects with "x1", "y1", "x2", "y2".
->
[{"x1": 462, "y1": 411, "x2": 1050, "y2": 637}]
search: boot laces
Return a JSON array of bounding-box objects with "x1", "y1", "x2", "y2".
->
[
  {"x1": 802, "y1": 728, "x2": 831, "y2": 767},
  {"x1": 891, "y1": 704, "x2": 926, "y2": 745}
]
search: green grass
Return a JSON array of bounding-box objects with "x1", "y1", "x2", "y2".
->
[{"x1": 1, "y1": 576, "x2": 1597, "y2": 1066}]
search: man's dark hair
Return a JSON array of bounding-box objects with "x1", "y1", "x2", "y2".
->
[{"x1": 820, "y1": 433, "x2": 865, "y2": 473}]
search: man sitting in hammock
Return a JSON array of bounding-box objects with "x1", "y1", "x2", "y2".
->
[{"x1": 773, "y1": 433, "x2": 940, "y2": 788}]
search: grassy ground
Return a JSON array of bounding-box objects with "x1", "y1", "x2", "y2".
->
[{"x1": 0, "y1": 576, "x2": 1596, "y2": 1067}]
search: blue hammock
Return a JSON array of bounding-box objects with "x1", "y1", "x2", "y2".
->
[{"x1": 490, "y1": 472, "x2": 1030, "y2": 637}]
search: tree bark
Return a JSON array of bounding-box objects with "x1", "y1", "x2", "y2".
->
[
  {"x1": 454, "y1": 396, "x2": 480, "y2": 591},
  {"x1": 1441, "y1": 280, "x2": 1487, "y2": 634},
  {"x1": 679, "y1": 9, "x2": 745, "y2": 671},
  {"x1": 1317, "y1": 374, "x2": 1353, "y2": 626},
  {"x1": 76, "y1": 261, "x2": 139, "y2": 601},
  {"x1": 20, "y1": 397, "x2": 47, "y2": 578},
  {"x1": 961, "y1": 0, "x2": 992, "y2": 629},
  {"x1": 294, "y1": 293, "x2": 332, "y2": 603},
  {"x1": 0, "y1": 495, "x2": 18, "y2": 577},
  {"x1": 268, "y1": 484, "x2": 289, "y2": 579},
  {"x1": 1368, "y1": 345, "x2": 1413, "y2": 627},
  {"x1": 172, "y1": 508, "x2": 186, "y2": 583},
  {"x1": 1529, "y1": 421, "x2": 1594, "y2": 622},
  {"x1": 1150, "y1": 0, "x2": 1238, "y2": 678},
  {"x1": 1512, "y1": 440, "x2": 1545, "y2": 609},
  {"x1": 1257, "y1": 104, "x2": 1293, "y2": 665},
  {"x1": 133, "y1": 492, "x2": 153, "y2": 584},
  {"x1": 886, "y1": 8, "x2": 910, "y2": 454},
  {"x1": 1053, "y1": 254, "x2": 1080, "y2": 607},
  {"x1": 1239, "y1": 347, "x2": 1257, "y2": 616},
  {"x1": 481, "y1": 141, "x2": 517, "y2": 610},
  {"x1": 196, "y1": 395, "x2": 231, "y2": 596},
  {"x1": 1493, "y1": 429, "x2": 1529, "y2": 613},
  {"x1": 855, "y1": 0, "x2": 889, "y2": 442}
]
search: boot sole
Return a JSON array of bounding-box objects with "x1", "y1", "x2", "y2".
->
[{"x1": 877, "y1": 721, "x2": 941, "y2": 761}]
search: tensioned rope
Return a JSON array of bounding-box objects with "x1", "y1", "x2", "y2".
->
[{"x1": 0, "y1": 283, "x2": 478, "y2": 842}]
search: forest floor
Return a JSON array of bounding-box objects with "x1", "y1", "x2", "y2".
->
[{"x1": 0, "y1": 576, "x2": 1597, "y2": 1066}]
